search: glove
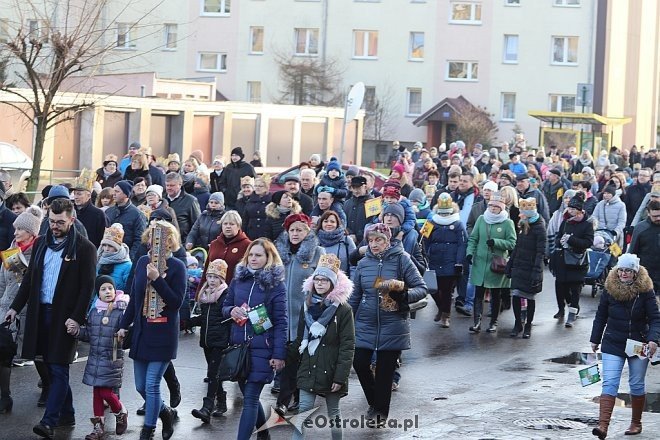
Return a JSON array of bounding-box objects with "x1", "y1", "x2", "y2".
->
[
  {"x1": 465, "y1": 255, "x2": 473, "y2": 265},
  {"x1": 388, "y1": 290, "x2": 406, "y2": 301},
  {"x1": 486, "y1": 239, "x2": 495, "y2": 247},
  {"x1": 454, "y1": 264, "x2": 463, "y2": 275},
  {"x1": 379, "y1": 279, "x2": 405, "y2": 292}
]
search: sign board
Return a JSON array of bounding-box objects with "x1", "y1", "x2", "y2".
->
[
  {"x1": 576, "y1": 83, "x2": 593, "y2": 108},
  {"x1": 345, "y1": 82, "x2": 365, "y2": 123}
]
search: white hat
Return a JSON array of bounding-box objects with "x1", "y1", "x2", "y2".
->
[
  {"x1": 616, "y1": 254, "x2": 640, "y2": 273},
  {"x1": 483, "y1": 181, "x2": 498, "y2": 192},
  {"x1": 146, "y1": 184, "x2": 163, "y2": 199}
]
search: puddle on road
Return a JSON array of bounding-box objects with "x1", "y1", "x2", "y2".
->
[
  {"x1": 592, "y1": 394, "x2": 660, "y2": 413},
  {"x1": 546, "y1": 352, "x2": 601, "y2": 365}
]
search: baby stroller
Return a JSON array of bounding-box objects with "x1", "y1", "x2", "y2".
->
[{"x1": 585, "y1": 230, "x2": 617, "y2": 298}]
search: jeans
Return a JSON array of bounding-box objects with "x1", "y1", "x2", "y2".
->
[
  {"x1": 353, "y1": 348, "x2": 400, "y2": 418},
  {"x1": 133, "y1": 360, "x2": 169, "y2": 427},
  {"x1": 292, "y1": 389, "x2": 342, "y2": 440},
  {"x1": 601, "y1": 353, "x2": 649, "y2": 397},
  {"x1": 237, "y1": 381, "x2": 266, "y2": 440}
]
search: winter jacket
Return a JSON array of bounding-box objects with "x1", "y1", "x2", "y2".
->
[
  {"x1": 310, "y1": 202, "x2": 347, "y2": 226},
  {"x1": 210, "y1": 170, "x2": 224, "y2": 194},
  {"x1": 542, "y1": 179, "x2": 570, "y2": 216},
  {"x1": 466, "y1": 199, "x2": 487, "y2": 235},
  {"x1": 166, "y1": 191, "x2": 201, "y2": 244},
  {"x1": 467, "y1": 215, "x2": 516, "y2": 289},
  {"x1": 264, "y1": 201, "x2": 302, "y2": 242},
  {"x1": 275, "y1": 231, "x2": 325, "y2": 341},
  {"x1": 629, "y1": 219, "x2": 660, "y2": 291},
  {"x1": 0, "y1": 204, "x2": 16, "y2": 252},
  {"x1": 148, "y1": 164, "x2": 164, "y2": 187},
  {"x1": 343, "y1": 194, "x2": 378, "y2": 241},
  {"x1": 202, "y1": 230, "x2": 252, "y2": 286},
  {"x1": 119, "y1": 255, "x2": 186, "y2": 362},
  {"x1": 104, "y1": 202, "x2": 146, "y2": 261},
  {"x1": 590, "y1": 267, "x2": 660, "y2": 358},
  {"x1": 423, "y1": 215, "x2": 468, "y2": 277},
  {"x1": 370, "y1": 199, "x2": 417, "y2": 234},
  {"x1": 349, "y1": 243, "x2": 427, "y2": 351},
  {"x1": 194, "y1": 188, "x2": 211, "y2": 213},
  {"x1": 76, "y1": 202, "x2": 109, "y2": 248},
  {"x1": 318, "y1": 174, "x2": 349, "y2": 202},
  {"x1": 0, "y1": 241, "x2": 33, "y2": 352},
  {"x1": 222, "y1": 264, "x2": 288, "y2": 383},
  {"x1": 190, "y1": 288, "x2": 231, "y2": 349},
  {"x1": 452, "y1": 188, "x2": 483, "y2": 228},
  {"x1": 625, "y1": 182, "x2": 651, "y2": 227},
  {"x1": 80, "y1": 293, "x2": 129, "y2": 388},
  {"x1": 123, "y1": 167, "x2": 151, "y2": 186},
  {"x1": 186, "y1": 208, "x2": 224, "y2": 250},
  {"x1": 551, "y1": 214, "x2": 595, "y2": 283},
  {"x1": 517, "y1": 187, "x2": 550, "y2": 223},
  {"x1": 316, "y1": 228, "x2": 356, "y2": 276},
  {"x1": 292, "y1": 191, "x2": 314, "y2": 216},
  {"x1": 507, "y1": 217, "x2": 547, "y2": 294},
  {"x1": 583, "y1": 195, "x2": 598, "y2": 217},
  {"x1": 218, "y1": 160, "x2": 256, "y2": 209},
  {"x1": 95, "y1": 168, "x2": 123, "y2": 189},
  {"x1": 290, "y1": 273, "x2": 355, "y2": 397},
  {"x1": 244, "y1": 193, "x2": 272, "y2": 240},
  {"x1": 97, "y1": 260, "x2": 132, "y2": 292},
  {"x1": 593, "y1": 196, "x2": 627, "y2": 246}
]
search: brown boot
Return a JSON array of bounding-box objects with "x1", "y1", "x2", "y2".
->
[
  {"x1": 115, "y1": 410, "x2": 128, "y2": 435},
  {"x1": 624, "y1": 394, "x2": 645, "y2": 435},
  {"x1": 592, "y1": 394, "x2": 616, "y2": 439},
  {"x1": 85, "y1": 417, "x2": 105, "y2": 440}
]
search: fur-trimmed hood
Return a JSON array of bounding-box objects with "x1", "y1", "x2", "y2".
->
[
  {"x1": 605, "y1": 266, "x2": 654, "y2": 302},
  {"x1": 275, "y1": 230, "x2": 321, "y2": 266},
  {"x1": 302, "y1": 270, "x2": 353, "y2": 305},
  {"x1": 265, "y1": 200, "x2": 301, "y2": 219},
  {"x1": 234, "y1": 264, "x2": 285, "y2": 290}
]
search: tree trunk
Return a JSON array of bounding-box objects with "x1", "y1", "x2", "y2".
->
[{"x1": 26, "y1": 116, "x2": 47, "y2": 201}]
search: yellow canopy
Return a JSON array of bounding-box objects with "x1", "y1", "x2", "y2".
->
[{"x1": 528, "y1": 111, "x2": 632, "y2": 127}]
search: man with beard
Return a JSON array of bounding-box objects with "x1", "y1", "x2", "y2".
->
[
  {"x1": 5, "y1": 198, "x2": 96, "y2": 438},
  {"x1": 516, "y1": 173, "x2": 550, "y2": 223},
  {"x1": 284, "y1": 175, "x2": 313, "y2": 215},
  {"x1": 217, "y1": 147, "x2": 256, "y2": 209},
  {"x1": 629, "y1": 200, "x2": 660, "y2": 293},
  {"x1": 72, "y1": 171, "x2": 108, "y2": 248}
]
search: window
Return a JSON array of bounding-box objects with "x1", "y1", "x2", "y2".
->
[
  {"x1": 446, "y1": 61, "x2": 478, "y2": 81},
  {"x1": 501, "y1": 93, "x2": 516, "y2": 120},
  {"x1": 164, "y1": 24, "x2": 177, "y2": 49},
  {"x1": 552, "y1": 36, "x2": 578, "y2": 64},
  {"x1": 505, "y1": 0, "x2": 520, "y2": 5},
  {"x1": 450, "y1": 2, "x2": 482, "y2": 24},
  {"x1": 353, "y1": 30, "x2": 378, "y2": 59},
  {"x1": 409, "y1": 32, "x2": 424, "y2": 60},
  {"x1": 0, "y1": 19, "x2": 8, "y2": 44},
  {"x1": 247, "y1": 81, "x2": 261, "y2": 103},
  {"x1": 549, "y1": 94, "x2": 576, "y2": 112},
  {"x1": 197, "y1": 52, "x2": 227, "y2": 72},
  {"x1": 363, "y1": 86, "x2": 377, "y2": 113},
  {"x1": 116, "y1": 23, "x2": 135, "y2": 49},
  {"x1": 294, "y1": 28, "x2": 319, "y2": 55},
  {"x1": 250, "y1": 27, "x2": 264, "y2": 54},
  {"x1": 201, "y1": 0, "x2": 231, "y2": 15},
  {"x1": 406, "y1": 88, "x2": 422, "y2": 116},
  {"x1": 554, "y1": 0, "x2": 580, "y2": 6},
  {"x1": 27, "y1": 19, "x2": 48, "y2": 43},
  {"x1": 503, "y1": 34, "x2": 518, "y2": 63}
]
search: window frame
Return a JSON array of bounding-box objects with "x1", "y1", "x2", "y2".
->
[
  {"x1": 503, "y1": 34, "x2": 519, "y2": 64},
  {"x1": 449, "y1": 1, "x2": 483, "y2": 25},
  {"x1": 408, "y1": 31, "x2": 424, "y2": 61},
  {"x1": 247, "y1": 81, "x2": 262, "y2": 103},
  {"x1": 353, "y1": 29, "x2": 379, "y2": 59},
  {"x1": 116, "y1": 22, "x2": 136, "y2": 50},
  {"x1": 446, "y1": 60, "x2": 479, "y2": 81},
  {"x1": 406, "y1": 88, "x2": 423, "y2": 117},
  {"x1": 549, "y1": 94, "x2": 576, "y2": 112},
  {"x1": 200, "y1": 0, "x2": 231, "y2": 16},
  {"x1": 553, "y1": 0, "x2": 580, "y2": 7},
  {"x1": 163, "y1": 23, "x2": 178, "y2": 50},
  {"x1": 197, "y1": 52, "x2": 228, "y2": 72},
  {"x1": 249, "y1": 26, "x2": 264, "y2": 54},
  {"x1": 551, "y1": 35, "x2": 578, "y2": 65},
  {"x1": 294, "y1": 28, "x2": 319, "y2": 56},
  {"x1": 500, "y1": 92, "x2": 516, "y2": 121}
]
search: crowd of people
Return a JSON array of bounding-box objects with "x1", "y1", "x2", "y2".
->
[{"x1": 0, "y1": 137, "x2": 658, "y2": 440}]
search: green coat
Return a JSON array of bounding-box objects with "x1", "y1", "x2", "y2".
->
[{"x1": 467, "y1": 215, "x2": 516, "y2": 289}]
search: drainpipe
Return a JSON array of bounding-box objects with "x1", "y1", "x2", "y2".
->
[{"x1": 321, "y1": 0, "x2": 328, "y2": 63}]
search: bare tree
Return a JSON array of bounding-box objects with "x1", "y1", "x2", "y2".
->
[
  {"x1": 274, "y1": 52, "x2": 344, "y2": 107},
  {"x1": 363, "y1": 83, "x2": 398, "y2": 142},
  {"x1": 453, "y1": 104, "x2": 498, "y2": 151},
  {"x1": 0, "y1": 0, "x2": 162, "y2": 194}
]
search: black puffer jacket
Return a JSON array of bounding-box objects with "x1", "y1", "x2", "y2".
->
[
  {"x1": 186, "y1": 208, "x2": 224, "y2": 250},
  {"x1": 218, "y1": 160, "x2": 256, "y2": 209},
  {"x1": 244, "y1": 193, "x2": 272, "y2": 240},
  {"x1": 167, "y1": 192, "x2": 201, "y2": 244},
  {"x1": 190, "y1": 288, "x2": 231, "y2": 349},
  {"x1": 552, "y1": 214, "x2": 595, "y2": 283},
  {"x1": 104, "y1": 202, "x2": 146, "y2": 261},
  {"x1": 507, "y1": 217, "x2": 547, "y2": 294},
  {"x1": 0, "y1": 204, "x2": 16, "y2": 251},
  {"x1": 95, "y1": 168, "x2": 123, "y2": 189}
]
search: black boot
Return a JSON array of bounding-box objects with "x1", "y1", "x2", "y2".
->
[
  {"x1": 136, "y1": 402, "x2": 146, "y2": 415},
  {"x1": 35, "y1": 360, "x2": 50, "y2": 408},
  {"x1": 0, "y1": 366, "x2": 12, "y2": 413},
  {"x1": 163, "y1": 363, "x2": 181, "y2": 408},
  {"x1": 139, "y1": 426, "x2": 155, "y2": 440},
  {"x1": 213, "y1": 391, "x2": 227, "y2": 417},
  {"x1": 468, "y1": 317, "x2": 481, "y2": 333},
  {"x1": 37, "y1": 387, "x2": 49, "y2": 407},
  {"x1": 522, "y1": 323, "x2": 532, "y2": 339},
  {"x1": 0, "y1": 395, "x2": 12, "y2": 413},
  {"x1": 191, "y1": 398, "x2": 214, "y2": 424},
  {"x1": 486, "y1": 320, "x2": 498, "y2": 333},
  {"x1": 159, "y1": 406, "x2": 177, "y2": 440},
  {"x1": 509, "y1": 321, "x2": 522, "y2": 337}
]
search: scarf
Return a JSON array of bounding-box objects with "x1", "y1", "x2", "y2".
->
[
  {"x1": 564, "y1": 211, "x2": 585, "y2": 224},
  {"x1": 432, "y1": 212, "x2": 460, "y2": 226},
  {"x1": 198, "y1": 281, "x2": 228, "y2": 304},
  {"x1": 299, "y1": 292, "x2": 339, "y2": 356},
  {"x1": 453, "y1": 187, "x2": 475, "y2": 210},
  {"x1": 579, "y1": 157, "x2": 592, "y2": 166},
  {"x1": 97, "y1": 243, "x2": 131, "y2": 265},
  {"x1": 316, "y1": 226, "x2": 346, "y2": 247},
  {"x1": 277, "y1": 205, "x2": 291, "y2": 215},
  {"x1": 94, "y1": 291, "x2": 130, "y2": 311},
  {"x1": 483, "y1": 209, "x2": 509, "y2": 225},
  {"x1": 44, "y1": 225, "x2": 77, "y2": 260},
  {"x1": 18, "y1": 237, "x2": 35, "y2": 253}
]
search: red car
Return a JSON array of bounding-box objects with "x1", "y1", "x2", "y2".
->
[{"x1": 268, "y1": 164, "x2": 387, "y2": 192}]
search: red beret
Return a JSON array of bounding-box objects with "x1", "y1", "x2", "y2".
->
[{"x1": 283, "y1": 213, "x2": 312, "y2": 231}]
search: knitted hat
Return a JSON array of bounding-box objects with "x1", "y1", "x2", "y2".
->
[
  {"x1": 47, "y1": 185, "x2": 70, "y2": 203},
  {"x1": 101, "y1": 223, "x2": 125, "y2": 251},
  {"x1": 603, "y1": 185, "x2": 617, "y2": 196},
  {"x1": 209, "y1": 192, "x2": 224, "y2": 204},
  {"x1": 103, "y1": 154, "x2": 118, "y2": 167},
  {"x1": 483, "y1": 181, "x2": 498, "y2": 193},
  {"x1": 271, "y1": 190, "x2": 287, "y2": 206},
  {"x1": 12, "y1": 205, "x2": 43, "y2": 237},
  {"x1": 568, "y1": 192, "x2": 586, "y2": 210},
  {"x1": 212, "y1": 155, "x2": 224, "y2": 165},
  {"x1": 312, "y1": 254, "x2": 340, "y2": 287},
  {"x1": 616, "y1": 253, "x2": 641, "y2": 273},
  {"x1": 488, "y1": 192, "x2": 506, "y2": 210},
  {"x1": 651, "y1": 183, "x2": 660, "y2": 197},
  {"x1": 95, "y1": 275, "x2": 115, "y2": 294},
  {"x1": 128, "y1": 142, "x2": 141, "y2": 151},
  {"x1": 167, "y1": 153, "x2": 181, "y2": 165},
  {"x1": 190, "y1": 150, "x2": 204, "y2": 165},
  {"x1": 115, "y1": 180, "x2": 134, "y2": 198},
  {"x1": 186, "y1": 255, "x2": 198, "y2": 267},
  {"x1": 346, "y1": 165, "x2": 360, "y2": 177},
  {"x1": 436, "y1": 193, "x2": 454, "y2": 215},
  {"x1": 241, "y1": 176, "x2": 255, "y2": 187},
  {"x1": 382, "y1": 182, "x2": 401, "y2": 198},
  {"x1": 206, "y1": 259, "x2": 228, "y2": 279},
  {"x1": 145, "y1": 184, "x2": 163, "y2": 199},
  {"x1": 326, "y1": 160, "x2": 341, "y2": 173},
  {"x1": 364, "y1": 222, "x2": 392, "y2": 241},
  {"x1": 391, "y1": 163, "x2": 405, "y2": 176},
  {"x1": 284, "y1": 213, "x2": 312, "y2": 231},
  {"x1": 149, "y1": 208, "x2": 173, "y2": 223},
  {"x1": 382, "y1": 203, "x2": 405, "y2": 225},
  {"x1": 231, "y1": 147, "x2": 245, "y2": 160},
  {"x1": 408, "y1": 188, "x2": 426, "y2": 204},
  {"x1": 563, "y1": 189, "x2": 577, "y2": 201},
  {"x1": 582, "y1": 166, "x2": 595, "y2": 176}
]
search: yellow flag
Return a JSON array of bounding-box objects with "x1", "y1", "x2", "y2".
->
[
  {"x1": 365, "y1": 197, "x2": 382, "y2": 217},
  {"x1": 420, "y1": 220, "x2": 434, "y2": 239}
]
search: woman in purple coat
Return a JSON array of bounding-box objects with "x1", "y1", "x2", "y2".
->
[{"x1": 223, "y1": 238, "x2": 288, "y2": 440}]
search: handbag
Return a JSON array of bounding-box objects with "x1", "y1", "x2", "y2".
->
[
  {"x1": 564, "y1": 249, "x2": 589, "y2": 268},
  {"x1": 0, "y1": 321, "x2": 18, "y2": 362},
  {"x1": 423, "y1": 268, "x2": 438, "y2": 295},
  {"x1": 217, "y1": 338, "x2": 252, "y2": 382},
  {"x1": 487, "y1": 225, "x2": 508, "y2": 274}
]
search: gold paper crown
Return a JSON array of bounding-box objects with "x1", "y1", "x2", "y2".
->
[
  {"x1": 207, "y1": 259, "x2": 228, "y2": 279},
  {"x1": 167, "y1": 153, "x2": 181, "y2": 164},
  {"x1": 571, "y1": 173, "x2": 583, "y2": 182},
  {"x1": 137, "y1": 146, "x2": 153, "y2": 156},
  {"x1": 73, "y1": 168, "x2": 96, "y2": 192},
  {"x1": 137, "y1": 204, "x2": 152, "y2": 219},
  {"x1": 104, "y1": 154, "x2": 118, "y2": 164},
  {"x1": 490, "y1": 192, "x2": 505, "y2": 204},
  {"x1": 241, "y1": 176, "x2": 255, "y2": 187},
  {"x1": 317, "y1": 254, "x2": 341, "y2": 274},
  {"x1": 436, "y1": 192, "x2": 453, "y2": 211},
  {"x1": 519, "y1": 197, "x2": 537, "y2": 210},
  {"x1": 651, "y1": 182, "x2": 660, "y2": 196}
]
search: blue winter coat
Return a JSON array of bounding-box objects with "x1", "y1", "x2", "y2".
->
[
  {"x1": 97, "y1": 260, "x2": 132, "y2": 292},
  {"x1": 222, "y1": 264, "x2": 288, "y2": 384},
  {"x1": 423, "y1": 215, "x2": 468, "y2": 277},
  {"x1": 119, "y1": 255, "x2": 186, "y2": 362},
  {"x1": 318, "y1": 174, "x2": 349, "y2": 202},
  {"x1": 105, "y1": 202, "x2": 147, "y2": 262},
  {"x1": 349, "y1": 243, "x2": 427, "y2": 351}
]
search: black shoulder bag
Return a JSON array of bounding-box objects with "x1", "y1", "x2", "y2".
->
[{"x1": 217, "y1": 335, "x2": 252, "y2": 382}]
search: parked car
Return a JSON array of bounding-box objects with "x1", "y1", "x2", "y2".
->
[
  {"x1": 0, "y1": 142, "x2": 32, "y2": 194},
  {"x1": 268, "y1": 164, "x2": 387, "y2": 192}
]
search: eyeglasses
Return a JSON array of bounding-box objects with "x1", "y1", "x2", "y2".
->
[
  {"x1": 617, "y1": 268, "x2": 634, "y2": 274},
  {"x1": 313, "y1": 278, "x2": 330, "y2": 284},
  {"x1": 48, "y1": 219, "x2": 68, "y2": 226}
]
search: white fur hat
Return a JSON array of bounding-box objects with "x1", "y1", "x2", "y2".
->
[{"x1": 616, "y1": 253, "x2": 640, "y2": 273}]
